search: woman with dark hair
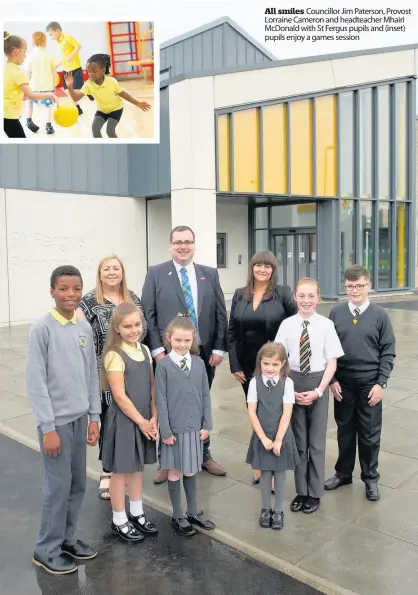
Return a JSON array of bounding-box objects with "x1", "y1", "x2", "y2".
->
[{"x1": 228, "y1": 251, "x2": 297, "y2": 483}]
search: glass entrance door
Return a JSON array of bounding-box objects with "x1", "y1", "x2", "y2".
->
[{"x1": 273, "y1": 233, "x2": 317, "y2": 287}]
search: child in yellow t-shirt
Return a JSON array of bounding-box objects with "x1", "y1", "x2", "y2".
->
[
  {"x1": 25, "y1": 32, "x2": 57, "y2": 135},
  {"x1": 64, "y1": 53, "x2": 151, "y2": 138},
  {"x1": 4, "y1": 32, "x2": 57, "y2": 139}
]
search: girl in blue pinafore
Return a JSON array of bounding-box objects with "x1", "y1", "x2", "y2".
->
[
  {"x1": 246, "y1": 341, "x2": 299, "y2": 530},
  {"x1": 101, "y1": 302, "x2": 158, "y2": 542}
]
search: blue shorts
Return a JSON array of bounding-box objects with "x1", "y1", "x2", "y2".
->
[{"x1": 29, "y1": 92, "x2": 54, "y2": 107}]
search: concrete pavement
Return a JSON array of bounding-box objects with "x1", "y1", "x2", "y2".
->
[{"x1": 1, "y1": 299, "x2": 418, "y2": 595}]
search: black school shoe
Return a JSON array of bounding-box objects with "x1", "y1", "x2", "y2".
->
[
  {"x1": 26, "y1": 118, "x2": 39, "y2": 133},
  {"x1": 259, "y1": 508, "x2": 271, "y2": 528},
  {"x1": 111, "y1": 521, "x2": 144, "y2": 542},
  {"x1": 128, "y1": 513, "x2": 159, "y2": 535},
  {"x1": 290, "y1": 495, "x2": 306, "y2": 512},
  {"x1": 76, "y1": 105, "x2": 83, "y2": 115},
  {"x1": 186, "y1": 510, "x2": 215, "y2": 530},
  {"x1": 302, "y1": 496, "x2": 320, "y2": 514},
  {"x1": 271, "y1": 511, "x2": 284, "y2": 530},
  {"x1": 61, "y1": 539, "x2": 97, "y2": 560},
  {"x1": 45, "y1": 123, "x2": 55, "y2": 135},
  {"x1": 32, "y1": 552, "x2": 77, "y2": 575},
  {"x1": 172, "y1": 517, "x2": 197, "y2": 537}
]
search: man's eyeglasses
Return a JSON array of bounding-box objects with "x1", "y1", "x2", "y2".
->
[
  {"x1": 344, "y1": 283, "x2": 370, "y2": 292},
  {"x1": 171, "y1": 240, "x2": 195, "y2": 247}
]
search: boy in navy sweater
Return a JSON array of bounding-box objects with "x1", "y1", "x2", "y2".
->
[
  {"x1": 25, "y1": 265, "x2": 101, "y2": 574},
  {"x1": 325, "y1": 265, "x2": 396, "y2": 501}
]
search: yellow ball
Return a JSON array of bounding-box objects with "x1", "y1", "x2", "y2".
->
[{"x1": 53, "y1": 105, "x2": 79, "y2": 128}]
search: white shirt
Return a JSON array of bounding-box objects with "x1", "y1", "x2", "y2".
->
[
  {"x1": 152, "y1": 261, "x2": 225, "y2": 359},
  {"x1": 169, "y1": 349, "x2": 192, "y2": 369},
  {"x1": 348, "y1": 300, "x2": 370, "y2": 315},
  {"x1": 247, "y1": 375, "x2": 295, "y2": 404},
  {"x1": 275, "y1": 312, "x2": 344, "y2": 373}
]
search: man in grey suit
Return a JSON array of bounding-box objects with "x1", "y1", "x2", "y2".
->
[{"x1": 142, "y1": 225, "x2": 228, "y2": 483}]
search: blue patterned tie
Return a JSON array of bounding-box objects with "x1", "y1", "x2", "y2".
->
[{"x1": 180, "y1": 267, "x2": 198, "y2": 328}]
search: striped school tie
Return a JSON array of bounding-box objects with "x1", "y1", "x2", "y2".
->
[
  {"x1": 180, "y1": 357, "x2": 189, "y2": 372},
  {"x1": 354, "y1": 307, "x2": 361, "y2": 317},
  {"x1": 266, "y1": 379, "x2": 276, "y2": 392},
  {"x1": 299, "y1": 320, "x2": 311, "y2": 375},
  {"x1": 180, "y1": 267, "x2": 198, "y2": 328}
]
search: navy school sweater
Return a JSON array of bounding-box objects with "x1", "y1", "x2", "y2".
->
[{"x1": 329, "y1": 303, "x2": 395, "y2": 384}]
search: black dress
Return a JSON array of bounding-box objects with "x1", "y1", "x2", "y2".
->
[{"x1": 227, "y1": 285, "x2": 297, "y2": 396}]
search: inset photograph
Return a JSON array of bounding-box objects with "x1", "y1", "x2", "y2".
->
[{"x1": 3, "y1": 20, "x2": 157, "y2": 142}]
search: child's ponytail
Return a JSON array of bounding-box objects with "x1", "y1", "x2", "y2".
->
[
  {"x1": 87, "y1": 53, "x2": 112, "y2": 75},
  {"x1": 4, "y1": 32, "x2": 25, "y2": 56}
]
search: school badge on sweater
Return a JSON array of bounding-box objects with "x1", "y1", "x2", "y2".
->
[{"x1": 79, "y1": 336, "x2": 87, "y2": 348}]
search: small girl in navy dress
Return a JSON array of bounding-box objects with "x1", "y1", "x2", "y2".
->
[
  {"x1": 246, "y1": 342, "x2": 299, "y2": 530},
  {"x1": 155, "y1": 315, "x2": 215, "y2": 537},
  {"x1": 101, "y1": 302, "x2": 158, "y2": 542}
]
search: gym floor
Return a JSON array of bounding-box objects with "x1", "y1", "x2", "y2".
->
[{"x1": 20, "y1": 78, "x2": 155, "y2": 140}]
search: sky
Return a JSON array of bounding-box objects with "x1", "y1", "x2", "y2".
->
[{"x1": 2, "y1": 0, "x2": 417, "y2": 59}]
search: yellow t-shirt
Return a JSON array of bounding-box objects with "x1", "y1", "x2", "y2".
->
[
  {"x1": 57, "y1": 33, "x2": 81, "y2": 71},
  {"x1": 105, "y1": 343, "x2": 152, "y2": 372},
  {"x1": 26, "y1": 48, "x2": 56, "y2": 91},
  {"x1": 4, "y1": 61, "x2": 28, "y2": 119},
  {"x1": 81, "y1": 76, "x2": 123, "y2": 114}
]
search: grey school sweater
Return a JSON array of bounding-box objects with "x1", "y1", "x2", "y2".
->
[
  {"x1": 25, "y1": 312, "x2": 101, "y2": 434},
  {"x1": 329, "y1": 303, "x2": 396, "y2": 384},
  {"x1": 155, "y1": 355, "x2": 212, "y2": 440}
]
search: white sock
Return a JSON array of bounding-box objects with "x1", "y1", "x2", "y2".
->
[
  {"x1": 130, "y1": 500, "x2": 145, "y2": 522},
  {"x1": 113, "y1": 510, "x2": 129, "y2": 532}
]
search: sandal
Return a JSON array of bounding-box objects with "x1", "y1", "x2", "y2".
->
[{"x1": 98, "y1": 474, "x2": 111, "y2": 500}]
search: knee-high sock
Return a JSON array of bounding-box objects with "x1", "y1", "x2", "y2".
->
[
  {"x1": 183, "y1": 475, "x2": 198, "y2": 516},
  {"x1": 273, "y1": 471, "x2": 286, "y2": 512},
  {"x1": 168, "y1": 480, "x2": 183, "y2": 519},
  {"x1": 260, "y1": 470, "x2": 273, "y2": 509}
]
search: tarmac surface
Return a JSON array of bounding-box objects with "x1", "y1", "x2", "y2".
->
[{"x1": 0, "y1": 433, "x2": 321, "y2": 595}]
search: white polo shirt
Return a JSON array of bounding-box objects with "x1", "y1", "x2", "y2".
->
[
  {"x1": 274, "y1": 312, "x2": 344, "y2": 373},
  {"x1": 348, "y1": 300, "x2": 370, "y2": 315},
  {"x1": 169, "y1": 349, "x2": 192, "y2": 369},
  {"x1": 247, "y1": 375, "x2": 295, "y2": 404}
]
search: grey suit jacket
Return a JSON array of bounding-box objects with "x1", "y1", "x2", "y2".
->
[{"x1": 141, "y1": 260, "x2": 228, "y2": 357}]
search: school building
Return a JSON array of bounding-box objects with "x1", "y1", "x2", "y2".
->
[{"x1": 0, "y1": 18, "x2": 417, "y2": 325}]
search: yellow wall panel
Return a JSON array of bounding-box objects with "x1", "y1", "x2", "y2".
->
[
  {"x1": 217, "y1": 115, "x2": 231, "y2": 191},
  {"x1": 262, "y1": 104, "x2": 287, "y2": 194},
  {"x1": 290, "y1": 100, "x2": 313, "y2": 195},
  {"x1": 233, "y1": 109, "x2": 260, "y2": 192},
  {"x1": 315, "y1": 95, "x2": 337, "y2": 196}
]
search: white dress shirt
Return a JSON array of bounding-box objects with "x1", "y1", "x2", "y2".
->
[
  {"x1": 247, "y1": 375, "x2": 295, "y2": 404},
  {"x1": 348, "y1": 300, "x2": 370, "y2": 315},
  {"x1": 275, "y1": 312, "x2": 344, "y2": 373},
  {"x1": 169, "y1": 349, "x2": 192, "y2": 369}
]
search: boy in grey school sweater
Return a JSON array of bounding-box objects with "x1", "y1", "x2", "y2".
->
[{"x1": 25, "y1": 265, "x2": 101, "y2": 576}]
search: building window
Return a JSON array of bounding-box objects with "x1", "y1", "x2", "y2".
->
[
  {"x1": 217, "y1": 115, "x2": 231, "y2": 192},
  {"x1": 340, "y1": 200, "x2": 355, "y2": 290},
  {"x1": 289, "y1": 99, "x2": 313, "y2": 196},
  {"x1": 339, "y1": 92, "x2": 354, "y2": 198},
  {"x1": 254, "y1": 206, "x2": 268, "y2": 229},
  {"x1": 217, "y1": 233, "x2": 227, "y2": 268},
  {"x1": 378, "y1": 202, "x2": 391, "y2": 289},
  {"x1": 315, "y1": 95, "x2": 337, "y2": 197},
  {"x1": 358, "y1": 88, "x2": 373, "y2": 198},
  {"x1": 254, "y1": 230, "x2": 269, "y2": 253},
  {"x1": 395, "y1": 82, "x2": 408, "y2": 200},
  {"x1": 233, "y1": 109, "x2": 260, "y2": 192},
  {"x1": 377, "y1": 86, "x2": 390, "y2": 199},
  {"x1": 359, "y1": 201, "x2": 374, "y2": 279},
  {"x1": 262, "y1": 104, "x2": 287, "y2": 194},
  {"x1": 396, "y1": 203, "x2": 408, "y2": 287},
  {"x1": 271, "y1": 204, "x2": 316, "y2": 228}
]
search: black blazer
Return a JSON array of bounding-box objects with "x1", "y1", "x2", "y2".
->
[
  {"x1": 227, "y1": 285, "x2": 297, "y2": 373},
  {"x1": 141, "y1": 260, "x2": 228, "y2": 358}
]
